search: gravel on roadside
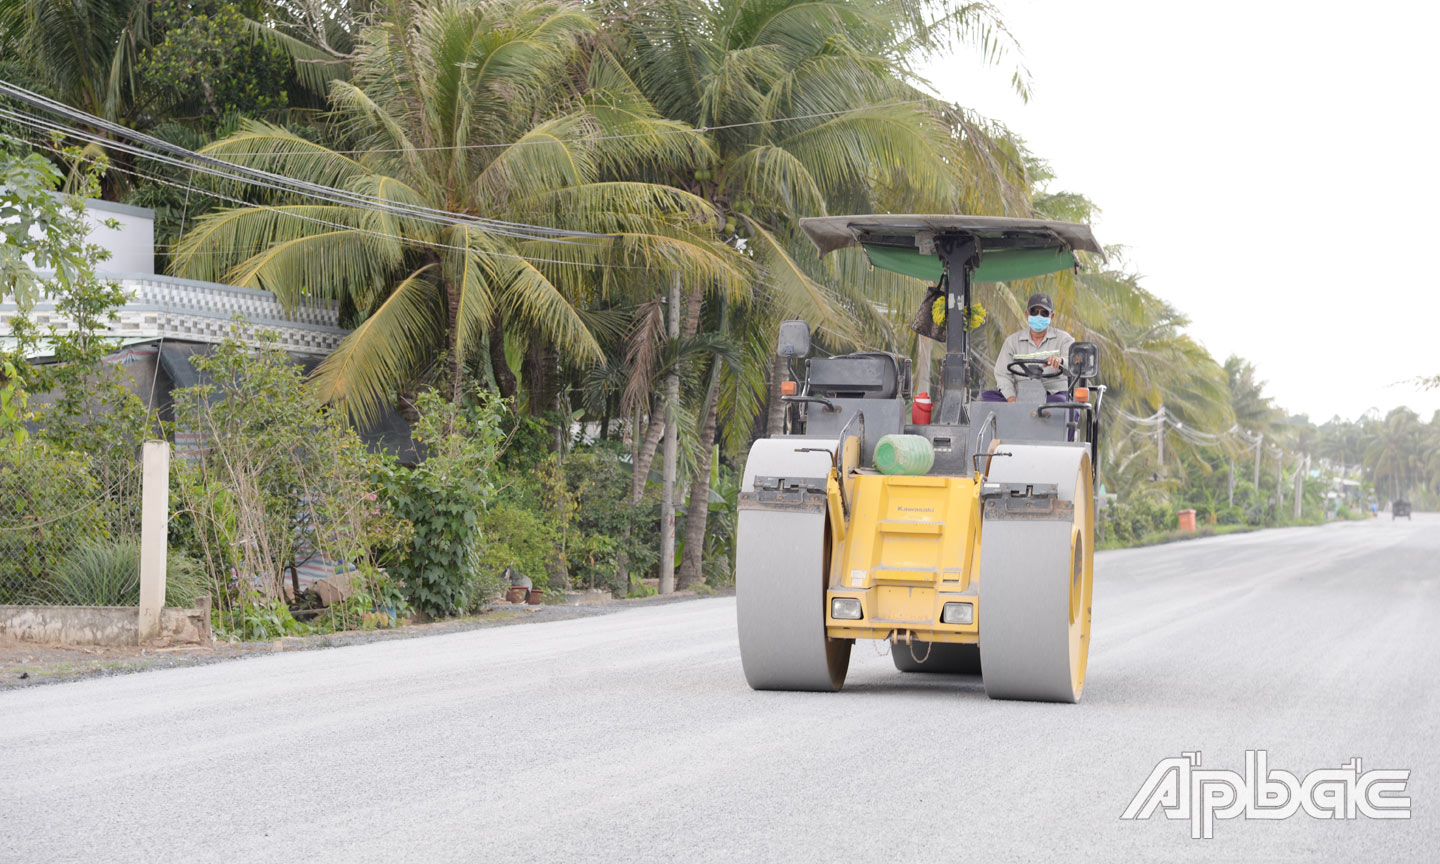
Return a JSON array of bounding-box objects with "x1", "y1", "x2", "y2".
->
[{"x1": 1, "y1": 586, "x2": 731, "y2": 690}]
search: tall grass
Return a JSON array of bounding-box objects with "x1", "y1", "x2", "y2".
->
[{"x1": 45, "y1": 539, "x2": 208, "y2": 607}]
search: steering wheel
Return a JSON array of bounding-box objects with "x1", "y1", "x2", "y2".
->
[{"x1": 1006, "y1": 358, "x2": 1065, "y2": 380}]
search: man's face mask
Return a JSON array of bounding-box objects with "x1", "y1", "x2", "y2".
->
[{"x1": 1028, "y1": 314, "x2": 1051, "y2": 332}]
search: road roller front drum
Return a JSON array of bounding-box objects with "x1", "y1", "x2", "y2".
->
[
  {"x1": 735, "y1": 439, "x2": 851, "y2": 691},
  {"x1": 977, "y1": 444, "x2": 1094, "y2": 703}
]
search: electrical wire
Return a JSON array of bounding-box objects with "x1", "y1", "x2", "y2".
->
[
  {"x1": 0, "y1": 81, "x2": 611, "y2": 245},
  {"x1": 0, "y1": 127, "x2": 625, "y2": 269},
  {"x1": 3, "y1": 126, "x2": 811, "y2": 306},
  {"x1": 0, "y1": 103, "x2": 615, "y2": 249},
  {"x1": 0, "y1": 87, "x2": 927, "y2": 338},
  {"x1": 201, "y1": 99, "x2": 940, "y2": 155}
]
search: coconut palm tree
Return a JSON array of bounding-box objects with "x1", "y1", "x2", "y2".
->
[
  {"x1": 0, "y1": 0, "x2": 153, "y2": 123},
  {"x1": 1364, "y1": 407, "x2": 1424, "y2": 501},
  {"x1": 174, "y1": 0, "x2": 746, "y2": 425},
  {"x1": 1062, "y1": 266, "x2": 1236, "y2": 492},
  {"x1": 604, "y1": 0, "x2": 1031, "y2": 587}
]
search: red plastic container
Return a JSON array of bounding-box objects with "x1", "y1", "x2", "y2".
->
[
  {"x1": 911, "y1": 392, "x2": 933, "y2": 425},
  {"x1": 1177, "y1": 509, "x2": 1197, "y2": 533}
]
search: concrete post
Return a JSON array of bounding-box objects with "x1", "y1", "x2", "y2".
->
[
  {"x1": 1155, "y1": 404, "x2": 1165, "y2": 478},
  {"x1": 1294, "y1": 453, "x2": 1307, "y2": 521},
  {"x1": 1276, "y1": 449, "x2": 1284, "y2": 509},
  {"x1": 138, "y1": 440, "x2": 169, "y2": 643},
  {"x1": 1253, "y1": 433, "x2": 1263, "y2": 488}
]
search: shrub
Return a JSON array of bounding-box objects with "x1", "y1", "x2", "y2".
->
[
  {"x1": 561, "y1": 444, "x2": 659, "y2": 592},
  {"x1": 46, "y1": 538, "x2": 207, "y2": 607},
  {"x1": 170, "y1": 335, "x2": 412, "y2": 634},
  {"x1": 699, "y1": 463, "x2": 740, "y2": 586},
  {"x1": 216, "y1": 591, "x2": 304, "y2": 641},
  {"x1": 380, "y1": 390, "x2": 507, "y2": 618},
  {"x1": 1097, "y1": 496, "x2": 1173, "y2": 545},
  {"x1": 473, "y1": 500, "x2": 558, "y2": 591}
]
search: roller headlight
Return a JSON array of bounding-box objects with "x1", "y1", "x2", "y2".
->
[{"x1": 941, "y1": 602, "x2": 974, "y2": 625}]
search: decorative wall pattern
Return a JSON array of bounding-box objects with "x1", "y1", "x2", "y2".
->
[{"x1": 1, "y1": 273, "x2": 348, "y2": 356}]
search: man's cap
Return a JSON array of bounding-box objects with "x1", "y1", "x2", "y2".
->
[{"x1": 1026, "y1": 292, "x2": 1053, "y2": 314}]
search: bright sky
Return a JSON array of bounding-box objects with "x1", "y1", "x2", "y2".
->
[{"x1": 921, "y1": 0, "x2": 1440, "y2": 424}]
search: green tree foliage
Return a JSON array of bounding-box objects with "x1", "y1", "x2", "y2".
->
[
  {"x1": 0, "y1": 0, "x2": 153, "y2": 123},
  {"x1": 378, "y1": 390, "x2": 509, "y2": 617},
  {"x1": 0, "y1": 149, "x2": 151, "y2": 479},
  {"x1": 139, "y1": 0, "x2": 294, "y2": 129},
  {"x1": 173, "y1": 0, "x2": 745, "y2": 426},
  {"x1": 170, "y1": 335, "x2": 411, "y2": 631}
]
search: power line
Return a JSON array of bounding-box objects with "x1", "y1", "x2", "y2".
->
[
  {"x1": 0, "y1": 127, "x2": 630, "y2": 269},
  {"x1": 0, "y1": 81, "x2": 611, "y2": 246},
  {"x1": 219, "y1": 99, "x2": 939, "y2": 155},
  {"x1": 5, "y1": 127, "x2": 831, "y2": 315},
  {"x1": 0, "y1": 107, "x2": 860, "y2": 331},
  {"x1": 0, "y1": 103, "x2": 615, "y2": 249}
]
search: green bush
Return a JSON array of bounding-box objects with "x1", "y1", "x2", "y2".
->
[
  {"x1": 381, "y1": 390, "x2": 507, "y2": 618},
  {"x1": 170, "y1": 336, "x2": 411, "y2": 635},
  {"x1": 700, "y1": 464, "x2": 739, "y2": 586},
  {"x1": 474, "y1": 500, "x2": 558, "y2": 591},
  {"x1": 46, "y1": 538, "x2": 207, "y2": 607},
  {"x1": 215, "y1": 592, "x2": 305, "y2": 641},
  {"x1": 1097, "y1": 497, "x2": 1173, "y2": 545},
  {"x1": 1214, "y1": 505, "x2": 1246, "y2": 526},
  {"x1": 561, "y1": 444, "x2": 659, "y2": 592}
]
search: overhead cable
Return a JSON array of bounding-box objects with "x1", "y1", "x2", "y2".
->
[
  {"x1": 217, "y1": 99, "x2": 939, "y2": 155},
  {"x1": 0, "y1": 81, "x2": 610, "y2": 245}
]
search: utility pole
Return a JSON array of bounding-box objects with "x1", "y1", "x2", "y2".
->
[
  {"x1": 1293, "y1": 453, "x2": 1307, "y2": 520},
  {"x1": 1156, "y1": 404, "x2": 1165, "y2": 478},
  {"x1": 1228, "y1": 456, "x2": 1236, "y2": 506},
  {"x1": 658, "y1": 276, "x2": 680, "y2": 595},
  {"x1": 1253, "y1": 433, "x2": 1264, "y2": 488},
  {"x1": 1276, "y1": 448, "x2": 1284, "y2": 509}
]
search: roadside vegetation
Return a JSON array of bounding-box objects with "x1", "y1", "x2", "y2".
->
[{"x1": 3, "y1": 1, "x2": 1437, "y2": 631}]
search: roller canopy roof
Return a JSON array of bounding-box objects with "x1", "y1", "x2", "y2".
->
[{"x1": 798, "y1": 214, "x2": 1103, "y2": 283}]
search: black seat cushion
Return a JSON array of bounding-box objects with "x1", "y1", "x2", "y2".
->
[{"x1": 807, "y1": 353, "x2": 900, "y2": 399}]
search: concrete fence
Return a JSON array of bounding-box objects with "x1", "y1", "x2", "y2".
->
[{"x1": 0, "y1": 441, "x2": 211, "y2": 647}]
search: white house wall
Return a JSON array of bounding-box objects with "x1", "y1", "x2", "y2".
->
[{"x1": 81, "y1": 198, "x2": 156, "y2": 275}]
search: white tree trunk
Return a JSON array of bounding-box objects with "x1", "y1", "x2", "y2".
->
[{"x1": 658, "y1": 276, "x2": 681, "y2": 594}]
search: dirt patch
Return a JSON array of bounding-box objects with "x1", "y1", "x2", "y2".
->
[{"x1": 1, "y1": 587, "x2": 730, "y2": 690}]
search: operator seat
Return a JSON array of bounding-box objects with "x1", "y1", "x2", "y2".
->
[{"x1": 806, "y1": 352, "x2": 908, "y2": 401}]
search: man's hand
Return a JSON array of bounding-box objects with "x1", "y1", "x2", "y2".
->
[
  {"x1": 1007, "y1": 396, "x2": 1015, "y2": 403},
  {"x1": 1045, "y1": 356, "x2": 1063, "y2": 370}
]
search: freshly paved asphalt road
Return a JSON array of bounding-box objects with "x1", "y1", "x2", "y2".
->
[{"x1": 3, "y1": 516, "x2": 1436, "y2": 863}]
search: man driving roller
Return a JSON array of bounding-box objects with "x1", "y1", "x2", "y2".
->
[{"x1": 982, "y1": 292, "x2": 1074, "y2": 402}]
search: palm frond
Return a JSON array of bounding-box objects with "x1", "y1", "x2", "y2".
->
[
  {"x1": 310, "y1": 263, "x2": 445, "y2": 427},
  {"x1": 243, "y1": 17, "x2": 351, "y2": 93},
  {"x1": 622, "y1": 296, "x2": 665, "y2": 415},
  {"x1": 741, "y1": 216, "x2": 857, "y2": 344},
  {"x1": 196, "y1": 123, "x2": 369, "y2": 197}
]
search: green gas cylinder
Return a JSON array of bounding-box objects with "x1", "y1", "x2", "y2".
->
[{"x1": 873, "y1": 434, "x2": 935, "y2": 475}]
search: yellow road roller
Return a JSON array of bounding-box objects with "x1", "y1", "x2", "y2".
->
[{"x1": 736, "y1": 215, "x2": 1104, "y2": 703}]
